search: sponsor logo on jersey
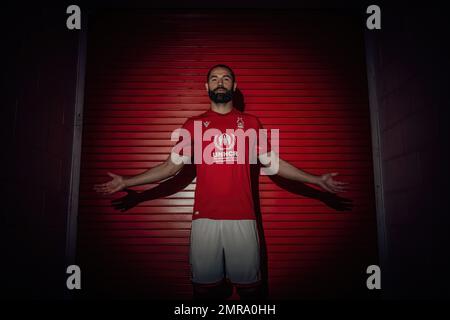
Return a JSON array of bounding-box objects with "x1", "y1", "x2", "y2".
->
[
  {"x1": 214, "y1": 133, "x2": 235, "y2": 151},
  {"x1": 237, "y1": 117, "x2": 244, "y2": 129},
  {"x1": 212, "y1": 133, "x2": 238, "y2": 162}
]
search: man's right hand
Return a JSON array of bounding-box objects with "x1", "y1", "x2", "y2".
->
[{"x1": 93, "y1": 172, "x2": 127, "y2": 195}]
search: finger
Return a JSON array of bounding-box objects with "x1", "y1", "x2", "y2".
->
[
  {"x1": 94, "y1": 186, "x2": 108, "y2": 193},
  {"x1": 107, "y1": 186, "x2": 122, "y2": 195},
  {"x1": 328, "y1": 180, "x2": 337, "y2": 186},
  {"x1": 107, "y1": 172, "x2": 118, "y2": 178},
  {"x1": 98, "y1": 183, "x2": 115, "y2": 193},
  {"x1": 330, "y1": 184, "x2": 345, "y2": 192},
  {"x1": 321, "y1": 183, "x2": 335, "y2": 193},
  {"x1": 331, "y1": 184, "x2": 346, "y2": 190},
  {"x1": 331, "y1": 180, "x2": 349, "y2": 187},
  {"x1": 332, "y1": 182, "x2": 348, "y2": 188},
  {"x1": 333, "y1": 187, "x2": 347, "y2": 193},
  {"x1": 99, "y1": 187, "x2": 111, "y2": 192},
  {"x1": 106, "y1": 186, "x2": 118, "y2": 194},
  {"x1": 99, "y1": 187, "x2": 111, "y2": 194},
  {"x1": 94, "y1": 183, "x2": 108, "y2": 189},
  {"x1": 112, "y1": 185, "x2": 123, "y2": 193},
  {"x1": 330, "y1": 172, "x2": 339, "y2": 177},
  {"x1": 99, "y1": 185, "x2": 113, "y2": 192},
  {"x1": 100, "y1": 180, "x2": 114, "y2": 187},
  {"x1": 95, "y1": 183, "x2": 113, "y2": 192}
]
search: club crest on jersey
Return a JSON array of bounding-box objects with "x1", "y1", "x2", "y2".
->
[
  {"x1": 203, "y1": 121, "x2": 210, "y2": 128},
  {"x1": 237, "y1": 117, "x2": 244, "y2": 129}
]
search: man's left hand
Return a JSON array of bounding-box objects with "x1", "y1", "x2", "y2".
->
[{"x1": 316, "y1": 172, "x2": 348, "y2": 193}]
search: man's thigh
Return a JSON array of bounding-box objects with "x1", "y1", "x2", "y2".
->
[
  {"x1": 221, "y1": 219, "x2": 261, "y2": 284},
  {"x1": 189, "y1": 218, "x2": 224, "y2": 283}
]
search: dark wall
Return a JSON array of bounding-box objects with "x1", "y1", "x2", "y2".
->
[
  {"x1": 366, "y1": 4, "x2": 450, "y2": 298},
  {"x1": 1, "y1": 6, "x2": 81, "y2": 298}
]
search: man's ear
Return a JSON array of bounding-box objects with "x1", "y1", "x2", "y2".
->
[
  {"x1": 233, "y1": 82, "x2": 237, "y2": 91},
  {"x1": 205, "y1": 83, "x2": 209, "y2": 92}
]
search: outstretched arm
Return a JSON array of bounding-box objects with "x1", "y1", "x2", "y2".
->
[
  {"x1": 93, "y1": 154, "x2": 184, "y2": 195},
  {"x1": 260, "y1": 152, "x2": 348, "y2": 193}
]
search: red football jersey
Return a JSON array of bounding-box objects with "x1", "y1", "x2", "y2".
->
[{"x1": 171, "y1": 108, "x2": 271, "y2": 220}]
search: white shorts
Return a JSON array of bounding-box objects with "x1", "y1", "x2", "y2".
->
[{"x1": 189, "y1": 218, "x2": 261, "y2": 285}]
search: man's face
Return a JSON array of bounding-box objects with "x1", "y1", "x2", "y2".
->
[{"x1": 205, "y1": 67, "x2": 237, "y2": 103}]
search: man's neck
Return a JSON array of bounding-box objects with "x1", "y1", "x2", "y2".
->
[{"x1": 210, "y1": 102, "x2": 233, "y2": 114}]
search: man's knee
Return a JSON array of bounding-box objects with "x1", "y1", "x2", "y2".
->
[{"x1": 193, "y1": 279, "x2": 233, "y2": 300}]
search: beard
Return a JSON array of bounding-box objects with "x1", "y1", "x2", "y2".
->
[{"x1": 208, "y1": 87, "x2": 234, "y2": 103}]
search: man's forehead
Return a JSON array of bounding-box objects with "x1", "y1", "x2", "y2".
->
[{"x1": 209, "y1": 68, "x2": 232, "y2": 77}]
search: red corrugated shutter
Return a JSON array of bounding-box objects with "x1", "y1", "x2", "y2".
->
[{"x1": 77, "y1": 10, "x2": 378, "y2": 298}]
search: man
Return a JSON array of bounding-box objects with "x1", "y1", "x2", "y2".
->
[{"x1": 94, "y1": 64, "x2": 348, "y2": 300}]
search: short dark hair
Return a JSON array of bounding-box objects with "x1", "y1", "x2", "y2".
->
[{"x1": 206, "y1": 64, "x2": 236, "y2": 82}]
